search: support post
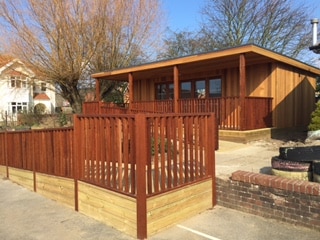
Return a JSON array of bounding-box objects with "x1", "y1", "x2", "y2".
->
[
  {"x1": 173, "y1": 65, "x2": 179, "y2": 113},
  {"x1": 73, "y1": 115, "x2": 80, "y2": 211},
  {"x1": 135, "y1": 114, "x2": 147, "y2": 239},
  {"x1": 95, "y1": 79, "x2": 101, "y2": 101},
  {"x1": 239, "y1": 54, "x2": 246, "y2": 130},
  {"x1": 207, "y1": 113, "x2": 216, "y2": 206},
  {"x1": 4, "y1": 131, "x2": 8, "y2": 178},
  {"x1": 129, "y1": 73, "x2": 134, "y2": 112}
]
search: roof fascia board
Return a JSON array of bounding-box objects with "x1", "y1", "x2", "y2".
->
[{"x1": 92, "y1": 45, "x2": 320, "y2": 78}]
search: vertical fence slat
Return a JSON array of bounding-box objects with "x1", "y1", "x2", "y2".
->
[{"x1": 135, "y1": 114, "x2": 147, "y2": 239}]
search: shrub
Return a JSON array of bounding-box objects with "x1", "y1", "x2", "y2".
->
[{"x1": 308, "y1": 102, "x2": 320, "y2": 131}]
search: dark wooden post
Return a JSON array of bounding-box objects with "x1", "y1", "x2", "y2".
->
[
  {"x1": 239, "y1": 54, "x2": 247, "y2": 130},
  {"x1": 207, "y1": 113, "x2": 216, "y2": 206},
  {"x1": 4, "y1": 131, "x2": 8, "y2": 178},
  {"x1": 95, "y1": 79, "x2": 101, "y2": 101},
  {"x1": 173, "y1": 65, "x2": 179, "y2": 113},
  {"x1": 32, "y1": 130, "x2": 36, "y2": 192},
  {"x1": 73, "y1": 115, "x2": 80, "y2": 211},
  {"x1": 129, "y1": 73, "x2": 134, "y2": 112},
  {"x1": 135, "y1": 114, "x2": 147, "y2": 239}
]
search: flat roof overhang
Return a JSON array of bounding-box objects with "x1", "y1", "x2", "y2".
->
[{"x1": 92, "y1": 44, "x2": 320, "y2": 81}]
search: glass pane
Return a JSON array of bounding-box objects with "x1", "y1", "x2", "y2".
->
[
  {"x1": 195, "y1": 80, "x2": 206, "y2": 98},
  {"x1": 41, "y1": 83, "x2": 46, "y2": 91},
  {"x1": 168, "y1": 84, "x2": 174, "y2": 99},
  {"x1": 209, "y1": 79, "x2": 222, "y2": 97},
  {"x1": 16, "y1": 80, "x2": 21, "y2": 88},
  {"x1": 181, "y1": 82, "x2": 191, "y2": 99},
  {"x1": 156, "y1": 84, "x2": 167, "y2": 100}
]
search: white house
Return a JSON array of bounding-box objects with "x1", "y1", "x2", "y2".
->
[{"x1": 0, "y1": 55, "x2": 56, "y2": 123}]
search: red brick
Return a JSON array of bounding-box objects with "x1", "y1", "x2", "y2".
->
[
  {"x1": 300, "y1": 182, "x2": 310, "y2": 194},
  {"x1": 311, "y1": 185, "x2": 320, "y2": 196},
  {"x1": 243, "y1": 172, "x2": 255, "y2": 183},
  {"x1": 231, "y1": 170, "x2": 247, "y2": 181},
  {"x1": 271, "y1": 176, "x2": 282, "y2": 188},
  {"x1": 280, "y1": 178, "x2": 291, "y2": 191},
  {"x1": 287, "y1": 179, "x2": 299, "y2": 191},
  {"x1": 294, "y1": 181, "x2": 303, "y2": 193}
]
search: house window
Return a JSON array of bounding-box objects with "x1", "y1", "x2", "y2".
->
[
  {"x1": 209, "y1": 78, "x2": 222, "y2": 97},
  {"x1": 9, "y1": 76, "x2": 27, "y2": 89},
  {"x1": 181, "y1": 82, "x2": 192, "y2": 99},
  {"x1": 9, "y1": 102, "x2": 28, "y2": 114},
  {"x1": 195, "y1": 80, "x2": 206, "y2": 98},
  {"x1": 41, "y1": 82, "x2": 46, "y2": 91},
  {"x1": 156, "y1": 83, "x2": 174, "y2": 100}
]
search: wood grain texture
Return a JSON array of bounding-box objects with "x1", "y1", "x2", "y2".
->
[
  {"x1": 147, "y1": 179, "x2": 212, "y2": 236},
  {"x1": 36, "y1": 173, "x2": 75, "y2": 208},
  {"x1": 8, "y1": 167, "x2": 34, "y2": 191},
  {"x1": 0, "y1": 165, "x2": 6, "y2": 176},
  {"x1": 78, "y1": 181, "x2": 137, "y2": 238}
]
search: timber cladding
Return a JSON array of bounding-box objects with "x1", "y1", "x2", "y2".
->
[
  {"x1": 147, "y1": 179, "x2": 212, "y2": 236},
  {"x1": 36, "y1": 173, "x2": 74, "y2": 208},
  {"x1": 78, "y1": 181, "x2": 137, "y2": 237},
  {"x1": 0, "y1": 165, "x2": 6, "y2": 176},
  {"x1": 8, "y1": 167, "x2": 34, "y2": 191}
]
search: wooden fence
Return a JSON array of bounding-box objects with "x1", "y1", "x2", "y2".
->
[
  {"x1": 0, "y1": 128, "x2": 74, "y2": 178},
  {"x1": 0, "y1": 113, "x2": 216, "y2": 239},
  {"x1": 83, "y1": 97, "x2": 272, "y2": 130},
  {"x1": 73, "y1": 113, "x2": 215, "y2": 196}
]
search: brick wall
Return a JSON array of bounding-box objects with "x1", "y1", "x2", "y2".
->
[{"x1": 216, "y1": 170, "x2": 320, "y2": 231}]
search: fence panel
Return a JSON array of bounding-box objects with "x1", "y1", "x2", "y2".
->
[
  {"x1": 75, "y1": 115, "x2": 136, "y2": 195},
  {"x1": 0, "y1": 132, "x2": 6, "y2": 166},
  {"x1": 33, "y1": 128, "x2": 74, "y2": 178},
  {"x1": 145, "y1": 114, "x2": 215, "y2": 195},
  {"x1": 6, "y1": 131, "x2": 33, "y2": 170}
]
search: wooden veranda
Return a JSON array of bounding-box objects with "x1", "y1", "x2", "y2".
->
[{"x1": 83, "y1": 96, "x2": 273, "y2": 131}]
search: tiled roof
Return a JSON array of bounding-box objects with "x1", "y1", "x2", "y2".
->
[
  {"x1": 0, "y1": 55, "x2": 15, "y2": 67},
  {"x1": 34, "y1": 93, "x2": 50, "y2": 100},
  {"x1": 6, "y1": 69, "x2": 28, "y2": 77}
]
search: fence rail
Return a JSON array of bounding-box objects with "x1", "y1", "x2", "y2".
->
[
  {"x1": 0, "y1": 128, "x2": 74, "y2": 178},
  {"x1": 74, "y1": 113, "x2": 215, "y2": 196},
  {"x1": 83, "y1": 97, "x2": 272, "y2": 130},
  {"x1": 1, "y1": 113, "x2": 216, "y2": 197}
]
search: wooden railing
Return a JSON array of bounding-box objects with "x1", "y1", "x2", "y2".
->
[
  {"x1": 83, "y1": 97, "x2": 272, "y2": 130},
  {"x1": 83, "y1": 101, "x2": 129, "y2": 114},
  {"x1": 0, "y1": 128, "x2": 74, "y2": 178},
  {"x1": 73, "y1": 113, "x2": 216, "y2": 196},
  {"x1": 1, "y1": 113, "x2": 216, "y2": 197}
]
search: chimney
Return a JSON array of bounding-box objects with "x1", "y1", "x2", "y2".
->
[{"x1": 311, "y1": 18, "x2": 319, "y2": 46}]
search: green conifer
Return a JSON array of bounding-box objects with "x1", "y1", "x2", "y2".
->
[{"x1": 308, "y1": 102, "x2": 320, "y2": 131}]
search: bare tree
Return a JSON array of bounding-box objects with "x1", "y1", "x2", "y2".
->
[
  {"x1": 0, "y1": 0, "x2": 163, "y2": 113},
  {"x1": 200, "y1": 0, "x2": 313, "y2": 58},
  {"x1": 157, "y1": 29, "x2": 214, "y2": 59}
]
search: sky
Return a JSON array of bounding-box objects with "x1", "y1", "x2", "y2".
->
[
  {"x1": 162, "y1": 0, "x2": 320, "y2": 65},
  {"x1": 162, "y1": 0, "x2": 320, "y2": 31}
]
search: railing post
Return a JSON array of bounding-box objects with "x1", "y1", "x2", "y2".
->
[
  {"x1": 4, "y1": 131, "x2": 8, "y2": 178},
  {"x1": 73, "y1": 115, "x2": 80, "y2": 211},
  {"x1": 135, "y1": 113, "x2": 147, "y2": 239},
  {"x1": 32, "y1": 130, "x2": 37, "y2": 192},
  {"x1": 207, "y1": 113, "x2": 216, "y2": 206}
]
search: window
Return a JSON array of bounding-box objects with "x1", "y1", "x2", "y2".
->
[
  {"x1": 181, "y1": 77, "x2": 222, "y2": 99},
  {"x1": 41, "y1": 82, "x2": 46, "y2": 91},
  {"x1": 9, "y1": 76, "x2": 27, "y2": 89},
  {"x1": 156, "y1": 83, "x2": 174, "y2": 100},
  {"x1": 195, "y1": 80, "x2": 206, "y2": 98},
  {"x1": 209, "y1": 78, "x2": 222, "y2": 97},
  {"x1": 9, "y1": 102, "x2": 28, "y2": 114},
  {"x1": 181, "y1": 82, "x2": 192, "y2": 99}
]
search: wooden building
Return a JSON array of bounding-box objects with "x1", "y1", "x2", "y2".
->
[{"x1": 90, "y1": 44, "x2": 320, "y2": 142}]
